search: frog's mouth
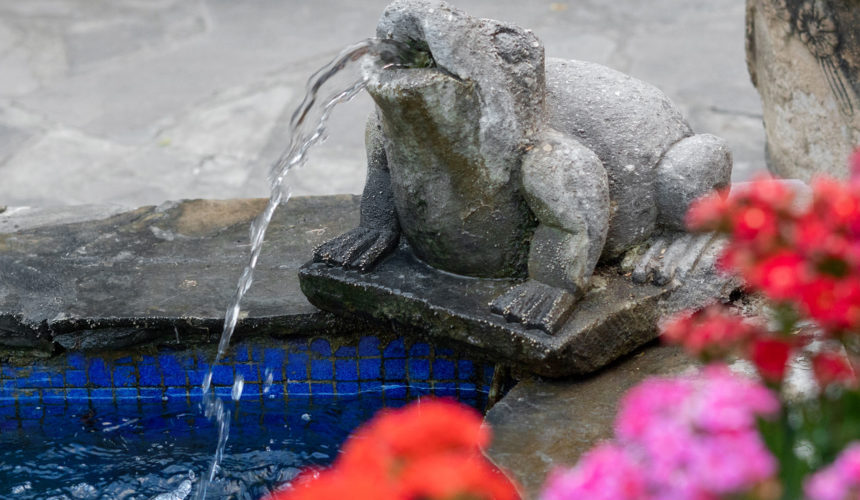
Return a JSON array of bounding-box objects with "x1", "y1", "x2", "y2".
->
[{"x1": 370, "y1": 38, "x2": 465, "y2": 91}]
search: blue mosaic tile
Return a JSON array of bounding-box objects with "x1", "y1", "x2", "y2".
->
[
  {"x1": 359, "y1": 381, "x2": 382, "y2": 393},
  {"x1": 1, "y1": 364, "x2": 19, "y2": 378},
  {"x1": 138, "y1": 364, "x2": 161, "y2": 386},
  {"x1": 286, "y1": 353, "x2": 308, "y2": 380},
  {"x1": 334, "y1": 359, "x2": 358, "y2": 381},
  {"x1": 1, "y1": 419, "x2": 18, "y2": 431},
  {"x1": 433, "y1": 359, "x2": 456, "y2": 380},
  {"x1": 459, "y1": 383, "x2": 477, "y2": 394},
  {"x1": 187, "y1": 370, "x2": 208, "y2": 386},
  {"x1": 234, "y1": 346, "x2": 251, "y2": 362},
  {"x1": 383, "y1": 359, "x2": 406, "y2": 380},
  {"x1": 240, "y1": 384, "x2": 261, "y2": 399},
  {"x1": 383, "y1": 338, "x2": 406, "y2": 358},
  {"x1": 159, "y1": 355, "x2": 185, "y2": 386},
  {"x1": 263, "y1": 384, "x2": 284, "y2": 398},
  {"x1": 287, "y1": 383, "x2": 310, "y2": 396},
  {"x1": 409, "y1": 359, "x2": 430, "y2": 380},
  {"x1": 309, "y1": 338, "x2": 331, "y2": 357},
  {"x1": 410, "y1": 342, "x2": 431, "y2": 356},
  {"x1": 91, "y1": 388, "x2": 115, "y2": 400},
  {"x1": 0, "y1": 388, "x2": 15, "y2": 401},
  {"x1": 16, "y1": 390, "x2": 39, "y2": 402},
  {"x1": 140, "y1": 355, "x2": 156, "y2": 365},
  {"x1": 88, "y1": 358, "x2": 111, "y2": 387},
  {"x1": 65, "y1": 369, "x2": 87, "y2": 387},
  {"x1": 44, "y1": 404, "x2": 66, "y2": 416},
  {"x1": 434, "y1": 382, "x2": 458, "y2": 397},
  {"x1": 309, "y1": 360, "x2": 333, "y2": 381},
  {"x1": 214, "y1": 387, "x2": 233, "y2": 399},
  {"x1": 0, "y1": 405, "x2": 16, "y2": 416},
  {"x1": 178, "y1": 354, "x2": 195, "y2": 369},
  {"x1": 66, "y1": 388, "x2": 89, "y2": 400},
  {"x1": 263, "y1": 348, "x2": 285, "y2": 369},
  {"x1": 19, "y1": 404, "x2": 43, "y2": 420},
  {"x1": 410, "y1": 382, "x2": 432, "y2": 397},
  {"x1": 359, "y1": 358, "x2": 381, "y2": 380},
  {"x1": 67, "y1": 353, "x2": 86, "y2": 370},
  {"x1": 457, "y1": 360, "x2": 475, "y2": 379},
  {"x1": 336, "y1": 382, "x2": 360, "y2": 395},
  {"x1": 334, "y1": 345, "x2": 357, "y2": 357},
  {"x1": 139, "y1": 387, "x2": 163, "y2": 400},
  {"x1": 235, "y1": 364, "x2": 259, "y2": 383},
  {"x1": 311, "y1": 383, "x2": 335, "y2": 396},
  {"x1": 18, "y1": 371, "x2": 49, "y2": 388},
  {"x1": 115, "y1": 388, "x2": 138, "y2": 400},
  {"x1": 115, "y1": 356, "x2": 134, "y2": 364},
  {"x1": 42, "y1": 389, "x2": 66, "y2": 403},
  {"x1": 358, "y1": 337, "x2": 380, "y2": 356},
  {"x1": 113, "y1": 366, "x2": 136, "y2": 387},
  {"x1": 210, "y1": 365, "x2": 234, "y2": 386},
  {"x1": 384, "y1": 385, "x2": 407, "y2": 399}
]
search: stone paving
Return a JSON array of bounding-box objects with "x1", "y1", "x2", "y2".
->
[{"x1": 0, "y1": 0, "x2": 764, "y2": 208}]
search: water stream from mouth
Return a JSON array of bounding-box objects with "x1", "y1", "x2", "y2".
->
[{"x1": 192, "y1": 38, "x2": 416, "y2": 499}]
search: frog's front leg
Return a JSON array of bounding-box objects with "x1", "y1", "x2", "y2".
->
[
  {"x1": 490, "y1": 129, "x2": 610, "y2": 334},
  {"x1": 313, "y1": 113, "x2": 400, "y2": 271}
]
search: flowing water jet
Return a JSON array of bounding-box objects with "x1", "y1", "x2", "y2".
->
[{"x1": 192, "y1": 38, "x2": 419, "y2": 499}]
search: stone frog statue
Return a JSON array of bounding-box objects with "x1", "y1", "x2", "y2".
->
[{"x1": 314, "y1": 0, "x2": 732, "y2": 334}]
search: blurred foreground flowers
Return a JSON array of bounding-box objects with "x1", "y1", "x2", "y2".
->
[
  {"x1": 266, "y1": 398, "x2": 519, "y2": 500},
  {"x1": 545, "y1": 151, "x2": 860, "y2": 499}
]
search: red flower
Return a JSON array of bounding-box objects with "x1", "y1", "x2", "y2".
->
[
  {"x1": 398, "y1": 454, "x2": 520, "y2": 500},
  {"x1": 686, "y1": 190, "x2": 731, "y2": 232},
  {"x1": 746, "y1": 251, "x2": 807, "y2": 301},
  {"x1": 661, "y1": 305, "x2": 764, "y2": 361},
  {"x1": 267, "y1": 399, "x2": 520, "y2": 500},
  {"x1": 749, "y1": 338, "x2": 794, "y2": 383},
  {"x1": 812, "y1": 351, "x2": 857, "y2": 388}
]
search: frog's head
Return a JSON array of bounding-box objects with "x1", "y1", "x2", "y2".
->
[{"x1": 368, "y1": 0, "x2": 547, "y2": 167}]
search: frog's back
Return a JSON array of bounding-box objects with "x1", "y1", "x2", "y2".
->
[{"x1": 545, "y1": 58, "x2": 692, "y2": 258}]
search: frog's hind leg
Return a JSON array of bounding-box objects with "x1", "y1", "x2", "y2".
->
[
  {"x1": 489, "y1": 129, "x2": 610, "y2": 334},
  {"x1": 655, "y1": 133, "x2": 732, "y2": 231}
]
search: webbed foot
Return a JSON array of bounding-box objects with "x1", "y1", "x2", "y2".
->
[
  {"x1": 631, "y1": 232, "x2": 721, "y2": 286},
  {"x1": 489, "y1": 280, "x2": 577, "y2": 335},
  {"x1": 313, "y1": 227, "x2": 399, "y2": 271}
]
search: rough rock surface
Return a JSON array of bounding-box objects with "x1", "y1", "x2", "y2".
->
[
  {"x1": 746, "y1": 0, "x2": 860, "y2": 180},
  {"x1": 0, "y1": 196, "x2": 362, "y2": 354},
  {"x1": 485, "y1": 345, "x2": 696, "y2": 498},
  {"x1": 301, "y1": 230, "x2": 736, "y2": 377}
]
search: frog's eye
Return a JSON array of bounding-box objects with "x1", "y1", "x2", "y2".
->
[{"x1": 491, "y1": 25, "x2": 541, "y2": 66}]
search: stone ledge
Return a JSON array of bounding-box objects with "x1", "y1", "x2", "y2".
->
[
  {"x1": 485, "y1": 344, "x2": 696, "y2": 498},
  {"x1": 300, "y1": 246, "x2": 671, "y2": 377},
  {"x1": 0, "y1": 196, "x2": 364, "y2": 354}
]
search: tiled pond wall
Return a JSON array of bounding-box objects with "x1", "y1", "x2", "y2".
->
[{"x1": 0, "y1": 333, "x2": 496, "y2": 431}]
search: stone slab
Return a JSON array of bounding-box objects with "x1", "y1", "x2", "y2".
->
[
  {"x1": 0, "y1": 195, "x2": 362, "y2": 353},
  {"x1": 485, "y1": 345, "x2": 696, "y2": 499},
  {"x1": 299, "y1": 248, "x2": 671, "y2": 378}
]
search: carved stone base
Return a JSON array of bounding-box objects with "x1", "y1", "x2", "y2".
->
[{"x1": 299, "y1": 242, "x2": 736, "y2": 378}]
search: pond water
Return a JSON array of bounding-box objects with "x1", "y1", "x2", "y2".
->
[{"x1": 0, "y1": 336, "x2": 494, "y2": 499}]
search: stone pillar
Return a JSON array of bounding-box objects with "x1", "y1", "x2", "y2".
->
[{"x1": 746, "y1": 0, "x2": 860, "y2": 180}]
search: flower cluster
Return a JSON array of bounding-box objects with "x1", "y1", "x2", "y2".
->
[
  {"x1": 267, "y1": 398, "x2": 519, "y2": 500},
  {"x1": 805, "y1": 442, "x2": 860, "y2": 500},
  {"x1": 541, "y1": 366, "x2": 779, "y2": 500},
  {"x1": 687, "y1": 151, "x2": 860, "y2": 338}
]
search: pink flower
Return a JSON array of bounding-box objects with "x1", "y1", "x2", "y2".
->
[
  {"x1": 541, "y1": 444, "x2": 648, "y2": 500},
  {"x1": 806, "y1": 442, "x2": 860, "y2": 500}
]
